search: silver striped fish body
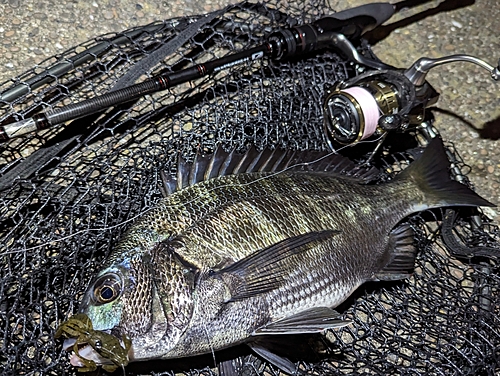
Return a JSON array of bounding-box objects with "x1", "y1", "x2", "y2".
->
[
  {"x1": 71, "y1": 139, "x2": 492, "y2": 370},
  {"x1": 114, "y1": 171, "x2": 413, "y2": 269},
  {"x1": 155, "y1": 171, "x2": 416, "y2": 357}
]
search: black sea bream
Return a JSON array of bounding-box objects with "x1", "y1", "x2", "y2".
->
[{"x1": 58, "y1": 138, "x2": 493, "y2": 373}]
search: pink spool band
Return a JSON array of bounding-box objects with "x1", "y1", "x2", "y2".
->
[{"x1": 341, "y1": 86, "x2": 379, "y2": 140}]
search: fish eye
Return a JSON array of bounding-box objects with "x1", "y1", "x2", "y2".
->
[{"x1": 93, "y1": 273, "x2": 122, "y2": 305}]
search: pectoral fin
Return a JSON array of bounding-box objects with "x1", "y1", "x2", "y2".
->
[
  {"x1": 253, "y1": 307, "x2": 350, "y2": 336},
  {"x1": 220, "y1": 230, "x2": 339, "y2": 301}
]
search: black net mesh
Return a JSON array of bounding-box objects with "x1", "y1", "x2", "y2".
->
[{"x1": 0, "y1": 1, "x2": 499, "y2": 375}]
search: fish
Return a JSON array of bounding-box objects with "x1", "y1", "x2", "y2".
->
[{"x1": 57, "y1": 137, "x2": 493, "y2": 374}]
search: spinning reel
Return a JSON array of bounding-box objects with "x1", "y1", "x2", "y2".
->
[{"x1": 322, "y1": 39, "x2": 500, "y2": 145}]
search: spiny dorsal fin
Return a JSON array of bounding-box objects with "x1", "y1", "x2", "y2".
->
[{"x1": 160, "y1": 146, "x2": 381, "y2": 196}]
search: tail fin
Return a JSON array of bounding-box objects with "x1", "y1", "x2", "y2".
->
[{"x1": 396, "y1": 137, "x2": 494, "y2": 208}]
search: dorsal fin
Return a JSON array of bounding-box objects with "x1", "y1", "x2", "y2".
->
[{"x1": 160, "y1": 146, "x2": 381, "y2": 196}]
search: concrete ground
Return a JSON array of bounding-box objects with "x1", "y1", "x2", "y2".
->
[{"x1": 0, "y1": 0, "x2": 499, "y2": 222}]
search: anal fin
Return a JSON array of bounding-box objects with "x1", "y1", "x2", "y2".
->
[
  {"x1": 374, "y1": 223, "x2": 417, "y2": 281},
  {"x1": 253, "y1": 307, "x2": 350, "y2": 336}
]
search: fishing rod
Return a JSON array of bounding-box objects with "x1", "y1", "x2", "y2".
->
[{"x1": 0, "y1": 2, "x2": 395, "y2": 142}]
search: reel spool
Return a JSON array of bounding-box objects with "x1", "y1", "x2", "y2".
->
[{"x1": 323, "y1": 80, "x2": 400, "y2": 144}]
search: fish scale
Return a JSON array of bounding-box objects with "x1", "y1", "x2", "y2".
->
[
  {"x1": 169, "y1": 173, "x2": 386, "y2": 267},
  {"x1": 189, "y1": 187, "x2": 380, "y2": 265},
  {"x1": 264, "y1": 240, "x2": 368, "y2": 320}
]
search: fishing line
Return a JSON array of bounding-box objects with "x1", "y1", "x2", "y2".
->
[
  {"x1": 201, "y1": 320, "x2": 218, "y2": 369},
  {"x1": 2, "y1": 209, "x2": 152, "y2": 254},
  {"x1": 4, "y1": 136, "x2": 386, "y2": 255}
]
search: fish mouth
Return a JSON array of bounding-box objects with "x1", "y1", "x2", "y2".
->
[{"x1": 63, "y1": 337, "x2": 116, "y2": 367}]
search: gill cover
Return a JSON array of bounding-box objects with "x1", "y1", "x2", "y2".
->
[
  {"x1": 145, "y1": 239, "x2": 198, "y2": 356},
  {"x1": 79, "y1": 240, "x2": 197, "y2": 360}
]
